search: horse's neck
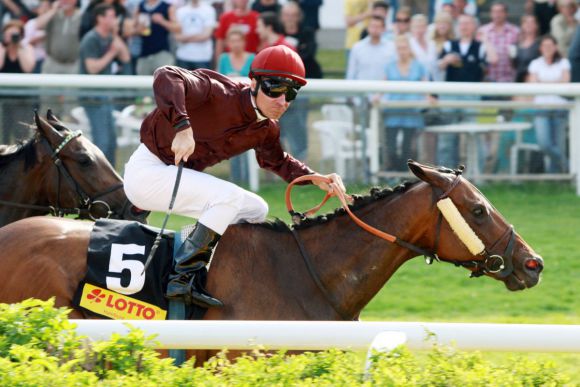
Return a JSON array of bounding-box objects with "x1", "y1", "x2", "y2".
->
[
  {"x1": 298, "y1": 183, "x2": 435, "y2": 318},
  {"x1": 0, "y1": 156, "x2": 52, "y2": 225}
]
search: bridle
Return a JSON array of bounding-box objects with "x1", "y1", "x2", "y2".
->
[
  {"x1": 285, "y1": 169, "x2": 517, "y2": 319},
  {"x1": 0, "y1": 130, "x2": 127, "y2": 220},
  {"x1": 428, "y1": 167, "x2": 516, "y2": 279}
]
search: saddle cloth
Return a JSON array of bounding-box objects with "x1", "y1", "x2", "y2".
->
[{"x1": 73, "y1": 219, "x2": 174, "y2": 320}]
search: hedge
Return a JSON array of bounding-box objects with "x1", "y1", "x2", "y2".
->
[{"x1": 0, "y1": 299, "x2": 572, "y2": 386}]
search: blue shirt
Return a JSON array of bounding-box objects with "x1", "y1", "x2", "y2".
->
[
  {"x1": 217, "y1": 53, "x2": 255, "y2": 77},
  {"x1": 383, "y1": 59, "x2": 426, "y2": 129}
]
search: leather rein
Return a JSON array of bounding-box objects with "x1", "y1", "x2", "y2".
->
[
  {"x1": 0, "y1": 131, "x2": 126, "y2": 220},
  {"x1": 285, "y1": 171, "x2": 517, "y2": 320}
]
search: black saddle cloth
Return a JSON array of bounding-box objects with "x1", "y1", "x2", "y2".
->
[{"x1": 73, "y1": 219, "x2": 174, "y2": 319}]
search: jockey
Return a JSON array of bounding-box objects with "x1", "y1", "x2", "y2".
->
[{"x1": 124, "y1": 45, "x2": 345, "y2": 308}]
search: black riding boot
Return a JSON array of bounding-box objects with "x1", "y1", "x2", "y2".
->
[{"x1": 165, "y1": 223, "x2": 223, "y2": 308}]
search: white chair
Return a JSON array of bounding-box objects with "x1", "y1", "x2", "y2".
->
[
  {"x1": 114, "y1": 105, "x2": 143, "y2": 147},
  {"x1": 509, "y1": 143, "x2": 549, "y2": 175},
  {"x1": 312, "y1": 104, "x2": 376, "y2": 178},
  {"x1": 68, "y1": 106, "x2": 92, "y2": 140}
]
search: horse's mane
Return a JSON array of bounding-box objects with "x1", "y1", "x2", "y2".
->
[
  {"x1": 255, "y1": 181, "x2": 419, "y2": 233},
  {"x1": 0, "y1": 136, "x2": 38, "y2": 171}
]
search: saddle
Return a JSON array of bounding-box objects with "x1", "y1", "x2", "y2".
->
[{"x1": 73, "y1": 219, "x2": 207, "y2": 320}]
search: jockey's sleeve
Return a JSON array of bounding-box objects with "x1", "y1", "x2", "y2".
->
[
  {"x1": 255, "y1": 124, "x2": 315, "y2": 183},
  {"x1": 152, "y1": 66, "x2": 211, "y2": 133}
]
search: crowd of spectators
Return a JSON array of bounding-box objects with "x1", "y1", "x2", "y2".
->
[
  {"x1": 0, "y1": 0, "x2": 577, "y2": 175},
  {"x1": 346, "y1": 0, "x2": 579, "y2": 174}
]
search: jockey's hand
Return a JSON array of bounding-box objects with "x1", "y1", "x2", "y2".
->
[
  {"x1": 313, "y1": 173, "x2": 346, "y2": 196},
  {"x1": 172, "y1": 127, "x2": 195, "y2": 165}
]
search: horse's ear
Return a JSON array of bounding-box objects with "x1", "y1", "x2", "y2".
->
[
  {"x1": 46, "y1": 109, "x2": 60, "y2": 123},
  {"x1": 407, "y1": 160, "x2": 453, "y2": 190},
  {"x1": 35, "y1": 111, "x2": 63, "y2": 144}
]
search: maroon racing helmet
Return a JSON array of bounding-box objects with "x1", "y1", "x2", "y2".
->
[{"x1": 249, "y1": 45, "x2": 307, "y2": 86}]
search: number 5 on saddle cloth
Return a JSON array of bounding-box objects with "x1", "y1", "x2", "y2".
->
[{"x1": 73, "y1": 219, "x2": 206, "y2": 321}]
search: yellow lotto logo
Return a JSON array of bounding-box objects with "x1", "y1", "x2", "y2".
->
[{"x1": 80, "y1": 283, "x2": 167, "y2": 320}]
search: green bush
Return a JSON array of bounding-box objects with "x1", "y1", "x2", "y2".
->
[{"x1": 0, "y1": 300, "x2": 574, "y2": 386}]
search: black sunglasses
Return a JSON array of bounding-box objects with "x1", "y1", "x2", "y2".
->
[
  {"x1": 259, "y1": 78, "x2": 300, "y2": 102},
  {"x1": 396, "y1": 18, "x2": 410, "y2": 23}
]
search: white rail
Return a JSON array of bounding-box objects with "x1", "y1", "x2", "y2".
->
[
  {"x1": 71, "y1": 320, "x2": 580, "y2": 353},
  {"x1": 1, "y1": 74, "x2": 579, "y2": 194}
]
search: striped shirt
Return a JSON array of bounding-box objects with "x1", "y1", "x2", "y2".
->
[{"x1": 478, "y1": 22, "x2": 520, "y2": 82}]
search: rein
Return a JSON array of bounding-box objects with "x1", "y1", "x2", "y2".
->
[
  {"x1": 285, "y1": 172, "x2": 517, "y2": 319},
  {"x1": 0, "y1": 131, "x2": 125, "y2": 220}
]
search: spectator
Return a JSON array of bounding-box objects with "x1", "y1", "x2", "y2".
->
[
  {"x1": 216, "y1": 26, "x2": 255, "y2": 184},
  {"x1": 280, "y1": 0, "x2": 321, "y2": 78},
  {"x1": 359, "y1": 0, "x2": 389, "y2": 41},
  {"x1": 429, "y1": 11, "x2": 454, "y2": 51},
  {"x1": 80, "y1": 0, "x2": 130, "y2": 40},
  {"x1": 570, "y1": 20, "x2": 580, "y2": 82},
  {"x1": 125, "y1": 0, "x2": 142, "y2": 74},
  {"x1": 35, "y1": 0, "x2": 81, "y2": 118},
  {"x1": 409, "y1": 13, "x2": 437, "y2": 80},
  {"x1": 436, "y1": 14, "x2": 496, "y2": 168},
  {"x1": 381, "y1": 35, "x2": 429, "y2": 171},
  {"x1": 550, "y1": 0, "x2": 577, "y2": 57},
  {"x1": 0, "y1": 0, "x2": 35, "y2": 25},
  {"x1": 0, "y1": 20, "x2": 35, "y2": 144},
  {"x1": 295, "y1": 0, "x2": 322, "y2": 31},
  {"x1": 344, "y1": 0, "x2": 373, "y2": 57},
  {"x1": 346, "y1": 15, "x2": 393, "y2": 80},
  {"x1": 217, "y1": 26, "x2": 254, "y2": 76},
  {"x1": 255, "y1": 11, "x2": 293, "y2": 51},
  {"x1": 79, "y1": 4, "x2": 130, "y2": 165},
  {"x1": 434, "y1": 0, "x2": 477, "y2": 18},
  {"x1": 23, "y1": 0, "x2": 50, "y2": 73},
  {"x1": 36, "y1": 0, "x2": 82, "y2": 75},
  {"x1": 251, "y1": 0, "x2": 280, "y2": 14},
  {"x1": 279, "y1": 1, "x2": 320, "y2": 162},
  {"x1": 478, "y1": 2, "x2": 519, "y2": 83},
  {"x1": 134, "y1": 0, "x2": 179, "y2": 75},
  {"x1": 393, "y1": 6, "x2": 412, "y2": 36},
  {"x1": 528, "y1": 34, "x2": 570, "y2": 173},
  {"x1": 174, "y1": 0, "x2": 216, "y2": 70},
  {"x1": 214, "y1": 0, "x2": 259, "y2": 63},
  {"x1": 525, "y1": 0, "x2": 557, "y2": 35},
  {"x1": 514, "y1": 14, "x2": 540, "y2": 82}
]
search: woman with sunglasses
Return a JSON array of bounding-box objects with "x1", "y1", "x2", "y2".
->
[{"x1": 123, "y1": 44, "x2": 345, "y2": 308}]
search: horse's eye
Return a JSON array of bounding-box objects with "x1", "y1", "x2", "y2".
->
[
  {"x1": 472, "y1": 206, "x2": 485, "y2": 217},
  {"x1": 78, "y1": 156, "x2": 92, "y2": 167}
]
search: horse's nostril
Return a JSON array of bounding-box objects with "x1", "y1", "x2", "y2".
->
[{"x1": 525, "y1": 257, "x2": 543, "y2": 272}]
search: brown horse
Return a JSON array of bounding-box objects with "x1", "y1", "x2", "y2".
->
[
  {"x1": 0, "y1": 161, "x2": 543, "y2": 362},
  {"x1": 0, "y1": 111, "x2": 148, "y2": 226}
]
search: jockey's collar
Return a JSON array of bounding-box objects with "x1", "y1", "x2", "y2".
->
[{"x1": 250, "y1": 92, "x2": 268, "y2": 122}]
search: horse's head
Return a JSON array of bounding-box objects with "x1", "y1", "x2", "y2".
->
[
  {"x1": 408, "y1": 160, "x2": 543, "y2": 291},
  {"x1": 34, "y1": 110, "x2": 149, "y2": 223}
]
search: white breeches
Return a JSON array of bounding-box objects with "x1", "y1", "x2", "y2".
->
[{"x1": 124, "y1": 144, "x2": 268, "y2": 235}]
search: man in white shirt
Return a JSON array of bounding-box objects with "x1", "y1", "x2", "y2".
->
[
  {"x1": 175, "y1": 0, "x2": 217, "y2": 70},
  {"x1": 346, "y1": 15, "x2": 395, "y2": 80}
]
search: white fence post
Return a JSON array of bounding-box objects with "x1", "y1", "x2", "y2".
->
[{"x1": 570, "y1": 97, "x2": 580, "y2": 194}]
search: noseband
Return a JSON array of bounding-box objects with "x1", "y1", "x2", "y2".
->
[{"x1": 0, "y1": 131, "x2": 126, "y2": 220}]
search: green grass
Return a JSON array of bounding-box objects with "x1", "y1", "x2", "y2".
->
[{"x1": 148, "y1": 181, "x2": 580, "y2": 381}]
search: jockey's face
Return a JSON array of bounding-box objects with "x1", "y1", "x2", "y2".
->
[{"x1": 251, "y1": 78, "x2": 295, "y2": 120}]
